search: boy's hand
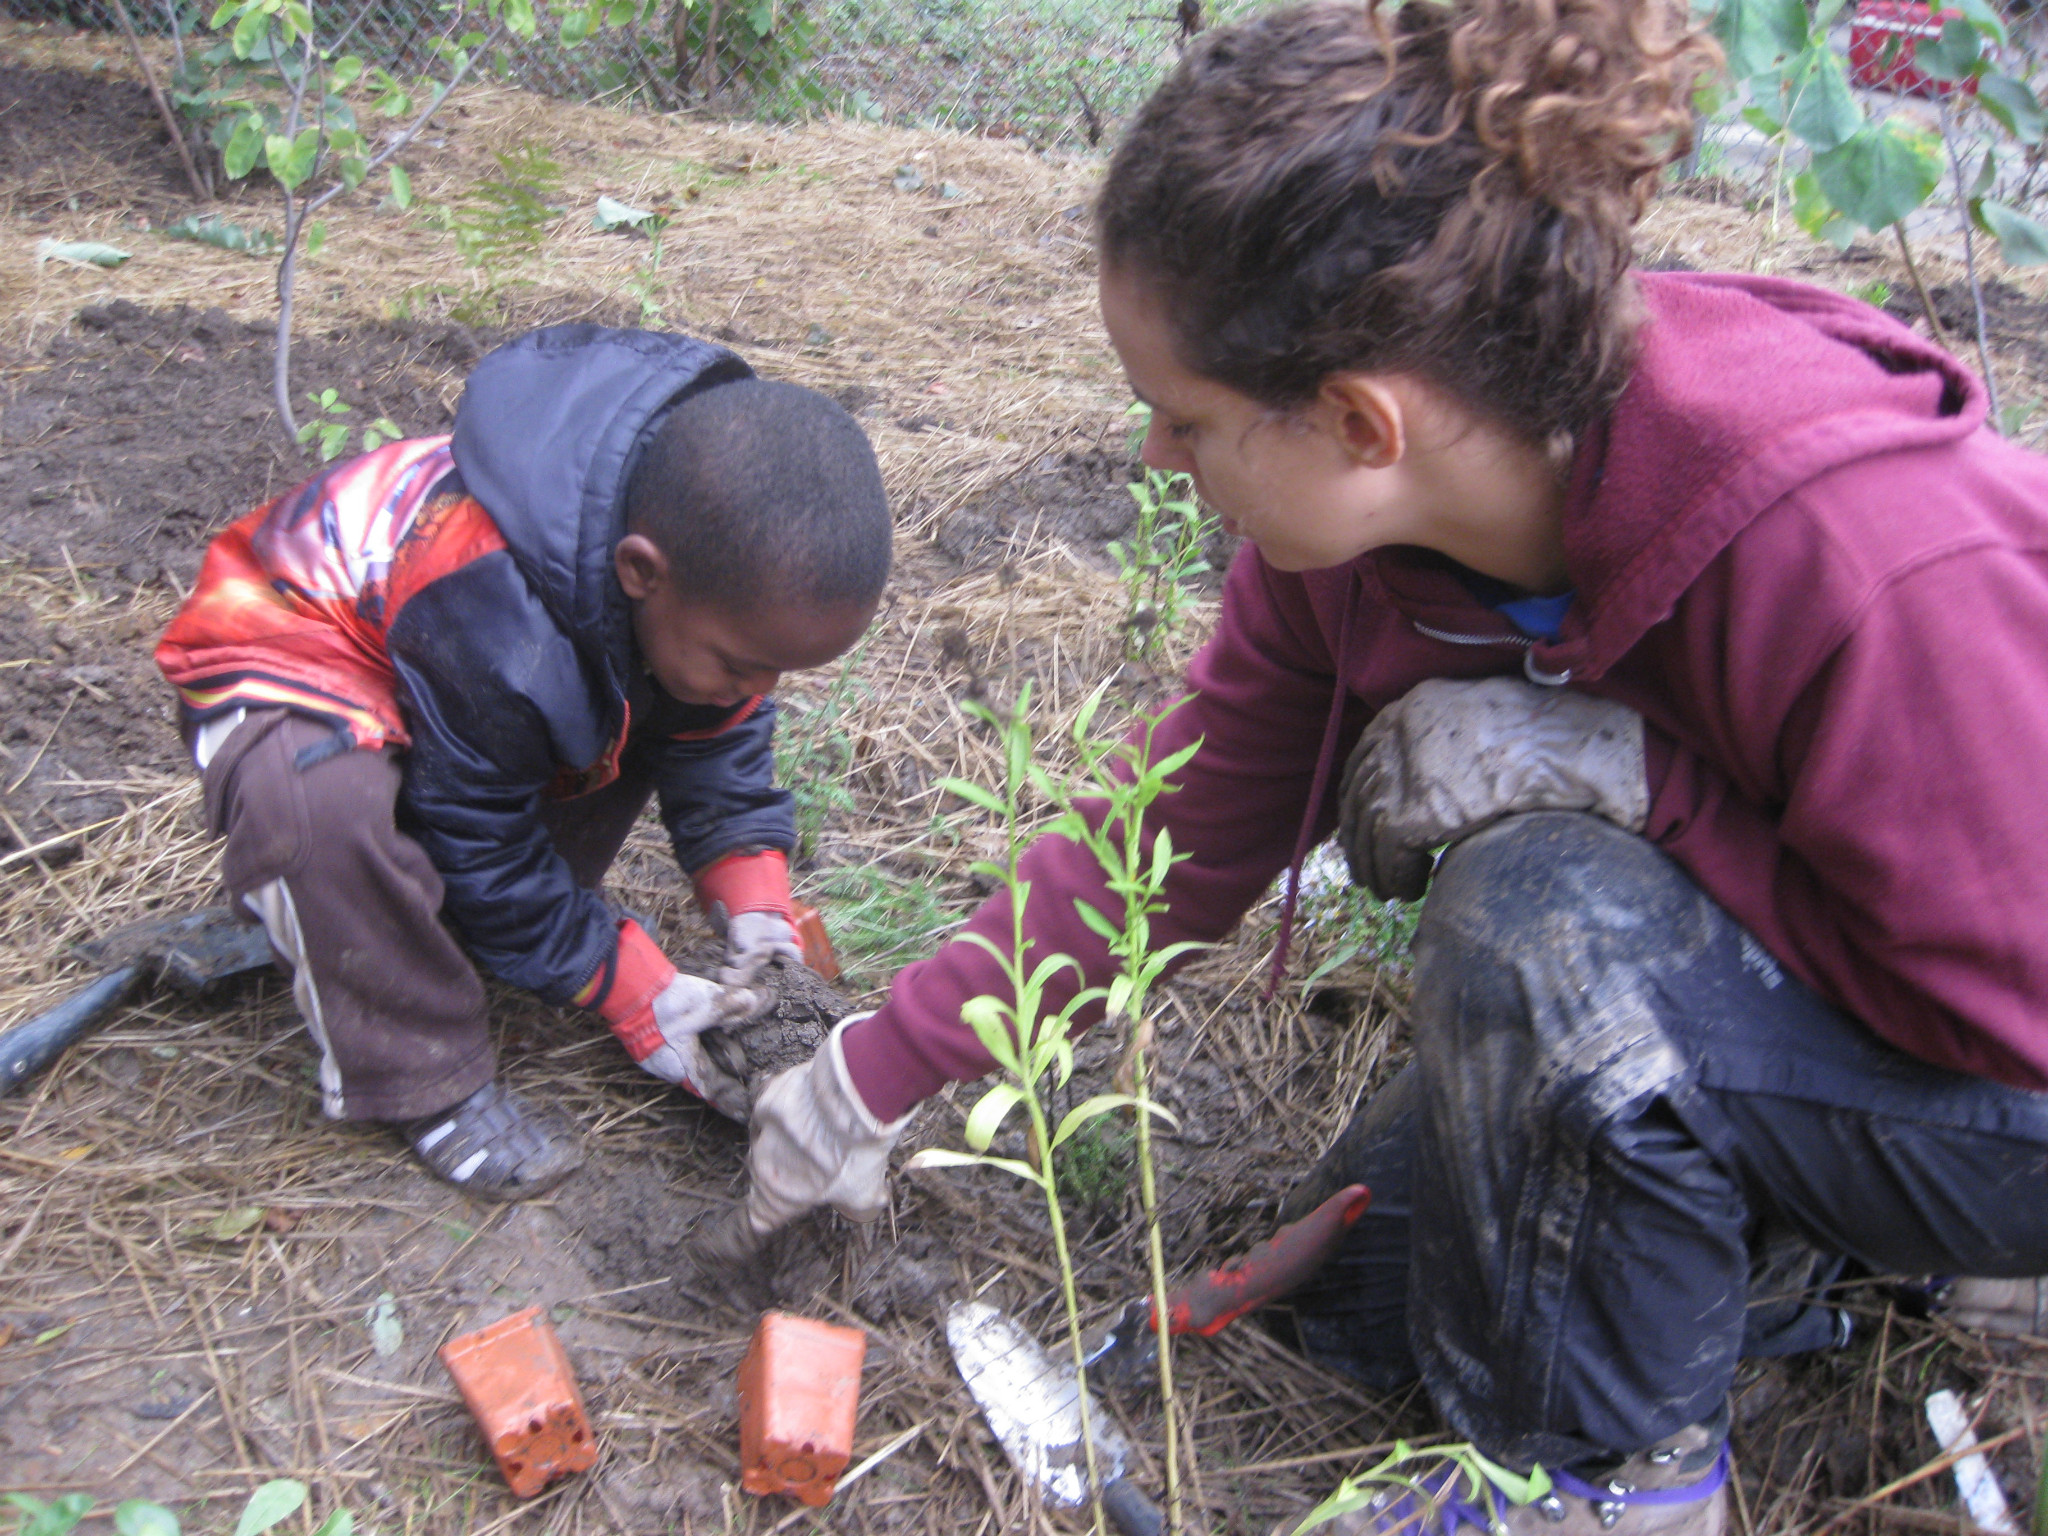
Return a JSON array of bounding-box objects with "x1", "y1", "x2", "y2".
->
[
  {"x1": 594, "y1": 920, "x2": 760, "y2": 1122},
  {"x1": 720, "y1": 910, "x2": 806, "y2": 987},
  {"x1": 734, "y1": 1014, "x2": 911, "y2": 1240}
]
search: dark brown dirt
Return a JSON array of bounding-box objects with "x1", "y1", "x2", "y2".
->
[
  {"x1": 1883, "y1": 276, "x2": 2048, "y2": 380},
  {"x1": 0, "y1": 61, "x2": 194, "y2": 217},
  {"x1": 0, "y1": 299, "x2": 494, "y2": 854}
]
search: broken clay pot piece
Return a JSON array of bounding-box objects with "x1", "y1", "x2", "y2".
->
[
  {"x1": 737, "y1": 1310, "x2": 866, "y2": 1506},
  {"x1": 439, "y1": 1305, "x2": 598, "y2": 1498}
]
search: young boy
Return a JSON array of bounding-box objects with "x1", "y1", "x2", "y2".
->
[{"x1": 155, "y1": 325, "x2": 890, "y2": 1201}]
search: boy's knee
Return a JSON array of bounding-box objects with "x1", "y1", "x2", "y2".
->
[{"x1": 211, "y1": 711, "x2": 407, "y2": 897}]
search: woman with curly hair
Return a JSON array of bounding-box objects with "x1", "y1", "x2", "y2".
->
[{"x1": 730, "y1": 1, "x2": 2048, "y2": 1529}]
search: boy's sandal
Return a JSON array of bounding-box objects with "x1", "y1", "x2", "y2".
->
[{"x1": 399, "y1": 1081, "x2": 584, "y2": 1202}]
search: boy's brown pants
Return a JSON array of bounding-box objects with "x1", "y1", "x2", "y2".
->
[{"x1": 199, "y1": 708, "x2": 657, "y2": 1123}]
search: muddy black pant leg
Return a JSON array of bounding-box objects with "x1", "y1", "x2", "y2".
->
[
  {"x1": 203, "y1": 709, "x2": 493, "y2": 1123},
  {"x1": 1405, "y1": 813, "x2": 1751, "y2": 1472}
]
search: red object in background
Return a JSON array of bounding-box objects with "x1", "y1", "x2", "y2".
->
[
  {"x1": 1850, "y1": 1, "x2": 1970, "y2": 97},
  {"x1": 738, "y1": 1312, "x2": 867, "y2": 1507},
  {"x1": 439, "y1": 1307, "x2": 598, "y2": 1499}
]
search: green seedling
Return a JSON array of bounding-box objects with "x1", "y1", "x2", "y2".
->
[
  {"x1": 162, "y1": 213, "x2": 277, "y2": 254},
  {"x1": 907, "y1": 683, "x2": 1184, "y2": 1535},
  {"x1": 593, "y1": 195, "x2": 673, "y2": 325},
  {"x1": 1291, "y1": 1440, "x2": 1554, "y2": 1535},
  {"x1": 295, "y1": 388, "x2": 404, "y2": 463}
]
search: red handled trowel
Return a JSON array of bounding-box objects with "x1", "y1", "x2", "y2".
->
[{"x1": 1083, "y1": 1183, "x2": 1372, "y2": 1393}]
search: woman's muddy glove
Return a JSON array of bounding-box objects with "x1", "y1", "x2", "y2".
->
[
  {"x1": 719, "y1": 910, "x2": 806, "y2": 988},
  {"x1": 590, "y1": 919, "x2": 758, "y2": 1122},
  {"x1": 736, "y1": 1013, "x2": 911, "y2": 1240},
  {"x1": 1338, "y1": 676, "x2": 1648, "y2": 900}
]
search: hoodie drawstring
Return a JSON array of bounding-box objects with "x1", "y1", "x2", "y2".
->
[{"x1": 1266, "y1": 571, "x2": 1360, "y2": 997}]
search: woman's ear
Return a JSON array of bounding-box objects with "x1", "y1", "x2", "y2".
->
[
  {"x1": 1316, "y1": 374, "x2": 1407, "y2": 470},
  {"x1": 614, "y1": 532, "x2": 671, "y2": 600}
]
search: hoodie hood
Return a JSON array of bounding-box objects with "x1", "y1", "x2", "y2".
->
[
  {"x1": 1370, "y1": 270, "x2": 1987, "y2": 682},
  {"x1": 449, "y1": 325, "x2": 753, "y2": 687}
]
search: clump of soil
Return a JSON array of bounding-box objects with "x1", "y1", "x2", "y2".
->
[{"x1": 704, "y1": 957, "x2": 854, "y2": 1098}]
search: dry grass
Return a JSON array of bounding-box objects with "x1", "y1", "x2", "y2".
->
[{"x1": 5, "y1": 20, "x2": 2048, "y2": 1536}]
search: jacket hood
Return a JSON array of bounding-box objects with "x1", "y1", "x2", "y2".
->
[
  {"x1": 1371, "y1": 270, "x2": 1987, "y2": 681},
  {"x1": 449, "y1": 325, "x2": 752, "y2": 684}
]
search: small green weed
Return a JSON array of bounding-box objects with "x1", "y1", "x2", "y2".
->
[
  {"x1": 423, "y1": 143, "x2": 565, "y2": 321},
  {"x1": 1111, "y1": 465, "x2": 1217, "y2": 661},
  {"x1": 1853, "y1": 279, "x2": 1893, "y2": 308},
  {"x1": 801, "y1": 864, "x2": 964, "y2": 990},
  {"x1": 1297, "y1": 850, "x2": 1419, "y2": 991},
  {"x1": 296, "y1": 388, "x2": 404, "y2": 463},
  {"x1": 6, "y1": 1479, "x2": 350, "y2": 1536},
  {"x1": 776, "y1": 647, "x2": 869, "y2": 858},
  {"x1": 1054, "y1": 1114, "x2": 1133, "y2": 1210}
]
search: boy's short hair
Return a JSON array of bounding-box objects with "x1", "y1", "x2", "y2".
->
[{"x1": 625, "y1": 377, "x2": 891, "y2": 610}]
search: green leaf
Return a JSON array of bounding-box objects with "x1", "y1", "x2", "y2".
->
[
  {"x1": 960, "y1": 994, "x2": 1020, "y2": 1072},
  {"x1": 305, "y1": 220, "x2": 327, "y2": 258},
  {"x1": 1790, "y1": 169, "x2": 1857, "y2": 247},
  {"x1": 366, "y1": 1291, "x2": 403, "y2": 1356},
  {"x1": 559, "y1": 7, "x2": 593, "y2": 43},
  {"x1": 310, "y1": 1512, "x2": 352, "y2": 1536},
  {"x1": 114, "y1": 1501, "x2": 182, "y2": 1536},
  {"x1": 1979, "y1": 198, "x2": 2048, "y2": 265},
  {"x1": 10, "y1": 1494, "x2": 94, "y2": 1536},
  {"x1": 163, "y1": 214, "x2": 277, "y2": 254},
  {"x1": 1468, "y1": 1450, "x2": 1552, "y2": 1505},
  {"x1": 501, "y1": 0, "x2": 538, "y2": 36},
  {"x1": 1980, "y1": 72, "x2": 2046, "y2": 145},
  {"x1": 1715, "y1": 0, "x2": 1811, "y2": 82},
  {"x1": 1740, "y1": 103, "x2": 1785, "y2": 139},
  {"x1": 233, "y1": 1480, "x2": 307, "y2": 1536},
  {"x1": 207, "y1": 1205, "x2": 266, "y2": 1240},
  {"x1": 280, "y1": 126, "x2": 321, "y2": 189},
  {"x1": 903, "y1": 1148, "x2": 1042, "y2": 1185},
  {"x1": 34, "y1": 240, "x2": 132, "y2": 269},
  {"x1": 1911, "y1": 16, "x2": 1982, "y2": 82},
  {"x1": 937, "y1": 777, "x2": 1007, "y2": 816},
  {"x1": 317, "y1": 422, "x2": 349, "y2": 460},
  {"x1": 1811, "y1": 120, "x2": 1941, "y2": 232},
  {"x1": 387, "y1": 163, "x2": 413, "y2": 209},
  {"x1": 209, "y1": 0, "x2": 244, "y2": 27},
  {"x1": 231, "y1": 4, "x2": 268, "y2": 56},
  {"x1": 1052, "y1": 1093, "x2": 1181, "y2": 1149},
  {"x1": 1072, "y1": 899, "x2": 1121, "y2": 943},
  {"x1": 1933, "y1": 0, "x2": 2007, "y2": 45},
  {"x1": 1785, "y1": 46, "x2": 1863, "y2": 153},
  {"x1": 329, "y1": 53, "x2": 363, "y2": 90},
  {"x1": 963, "y1": 1083, "x2": 1023, "y2": 1151},
  {"x1": 223, "y1": 116, "x2": 264, "y2": 179}
]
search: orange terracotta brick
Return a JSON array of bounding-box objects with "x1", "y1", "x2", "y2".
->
[
  {"x1": 737, "y1": 1311, "x2": 867, "y2": 1506},
  {"x1": 439, "y1": 1306, "x2": 597, "y2": 1499}
]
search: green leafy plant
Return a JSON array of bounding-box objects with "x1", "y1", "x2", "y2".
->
[
  {"x1": 593, "y1": 194, "x2": 674, "y2": 325},
  {"x1": 162, "y1": 212, "x2": 278, "y2": 254},
  {"x1": 295, "y1": 387, "x2": 403, "y2": 463},
  {"x1": 906, "y1": 683, "x2": 1183, "y2": 1533},
  {"x1": 673, "y1": 0, "x2": 822, "y2": 102},
  {"x1": 1114, "y1": 404, "x2": 1220, "y2": 661},
  {"x1": 1290, "y1": 1440, "x2": 1553, "y2": 1535},
  {"x1": 1704, "y1": 0, "x2": 2048, "y2": 422},
  {"x1": 6, "y1": 1482, "x2": 350, "y2": 1536}
]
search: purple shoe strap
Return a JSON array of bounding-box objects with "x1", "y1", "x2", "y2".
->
[{"x1": 1550, "y1": 1444, "x2": 1732, "y2": 1509}]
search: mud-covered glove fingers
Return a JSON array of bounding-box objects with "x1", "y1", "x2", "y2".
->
[
  {"x1": 626, "y1": 974, "x2": 755, "y2": 1121},
  {"x1": 719, "y1": 909, "x2": 806, "y2": 988},
  {"x1": 739, "y1": 1013, "x2": 911, "y2": 1239},
  {"x1": 1337, "y1": 676, "x2": 1648, "y2": 902}
]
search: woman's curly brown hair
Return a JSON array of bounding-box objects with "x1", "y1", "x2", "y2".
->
[{"x1": 1097, "y1": 0, "x2": 1721, "y2": 448}]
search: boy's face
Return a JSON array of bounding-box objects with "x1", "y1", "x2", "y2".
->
[{"x1": 615, "y1": 534, "x2": 874, "y2": 707}]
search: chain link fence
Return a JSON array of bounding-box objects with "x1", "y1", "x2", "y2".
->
[{"x1": 5, "y1": 0, "x2": 1237, "y2": 149}]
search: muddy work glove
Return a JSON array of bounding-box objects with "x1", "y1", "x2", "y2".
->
[
  {"x1": 728, "y1": 1013, "x2": 911, "y2": 1247},
  {"x1": 1338, "y1": 676, "x2": 1648, "y2": 901},
  {"x1": 719, "y1": 910, "x2": 806, "y2": 989},
  {"x1": 696, "y1": 849, "x2": 803, "y2": 986},
  {"x1": 590, "y1": 919, "x2": 759, "y2": 1122}
]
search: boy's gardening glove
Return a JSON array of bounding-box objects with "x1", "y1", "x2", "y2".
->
[
  {"x1": 696, "y1": 848, "x2": 804, "y2": 986},
  {"x1": 1338, "y1": 676, "x2": 1648, "y2": 901},
  {"x1": 727, "y1": 1013, "x2": 911, "y2": 1247},
  {"x1": 589, "y1": 918, "x2": 759, "y2": 1122}
]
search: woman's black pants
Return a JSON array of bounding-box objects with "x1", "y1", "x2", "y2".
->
[{"x1": 1283, "y1": 812, "x2": 2048, "y2": 1471}]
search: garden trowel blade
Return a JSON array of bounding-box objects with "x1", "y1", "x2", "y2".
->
[{"x1": 945, "y1": 1298, "x2": 1131, "y2": 1510}]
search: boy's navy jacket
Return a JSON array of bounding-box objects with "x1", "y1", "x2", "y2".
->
[{"x1": 156, "y1": 326, "x2": 795, "y2": 1006}]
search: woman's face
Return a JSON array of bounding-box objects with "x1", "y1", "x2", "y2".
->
[{"x1": 1099, "y1": 266, "x2": 1424, "y2": 573}]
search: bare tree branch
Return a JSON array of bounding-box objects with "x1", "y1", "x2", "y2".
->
[{"x1": 106, "y1": 0, "x2": 209, "y2": 202}]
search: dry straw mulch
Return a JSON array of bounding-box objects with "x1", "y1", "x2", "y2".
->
[{"x1": 4, "y1": 19, "x2": 2048, "y2": 1536}]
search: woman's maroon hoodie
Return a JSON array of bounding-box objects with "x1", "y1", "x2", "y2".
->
[{"x1": 842, "y1": 269, "x2": 2048, "y2": 1119}]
